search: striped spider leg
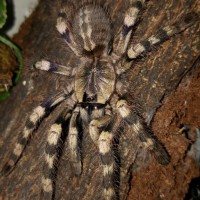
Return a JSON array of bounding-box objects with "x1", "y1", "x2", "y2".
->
[
  {"x1": 115, "y1": 98, "x2": 170, "y2": 165},
  {"x1": 41, "y1": 109, "x2": 72, "y2": 200},
  {"x1": 1, "y1": 89, "x2": 73, "y2": 176},
  {"x1": 89, "y1": 105, "x2": 115, "y2": 199},
  {"x1": 112, "y1": 0, "x2": 198, "y2": 61},
  {"x1": 34, "y1": 59, "x2": 73, "y2": 76},
  {"x1": 68, "y1": 105, "x2": 82, "y2": 176},
  {"x1": 114, "y1": 0, "x2": 146, "y2": 56},
  {"x1": 56, "y1": 2, "x2": 81, "y2": 56},
  {"x1": 34, "y1": 61, "x2": 81, "y2": 198},
  {"x1": 126, "y1": 12, "x2": 198, "y2": 60}
]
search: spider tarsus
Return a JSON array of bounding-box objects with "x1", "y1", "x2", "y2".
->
[
  {"x1": 1, "y1": 163, "x2": 13, "y2": 176},
  {"x1": 154, "y1": 148, "x2": 171, "y2": 166},
  {"x1": 1, "y1": 154, "x2": 20, "y2": 176}
]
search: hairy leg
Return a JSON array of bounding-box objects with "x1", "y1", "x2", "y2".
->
[
  {"x1": 87, "y1": 104, "x2": 118, "y2": 200},
  {"x1": 116, "y1": 99, "x2": 170, "y2": 165},
  {"x1": 89, "y1": 105, "x2": 112, "y2": 143},
  {"x1": 1, "y1": 90, "x2": 72, "y2": 176},
  {"x1": 114, "y1": 0, "x2": 146, "y2": 56},
  {"x1": 34, "y1": 59, "x2": 73, "y2": 76},
  {"x1": 56, "y1": 3, "x2": 81, "y2": 56},
  {"x1": 41, "y1": 109, "x2": 72, "y2": 200},
  {"x1": 68, "y1": 105, "x2": 82, "y2": 176},
  {"x1": 99, "y1": 129, "x2": 116, "y2": 200},
  {"x1": 127, "y1": 12, "x2": 198, "y2": 59}
]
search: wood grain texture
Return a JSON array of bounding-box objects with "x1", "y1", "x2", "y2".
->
[{"x1": 0, "y1": 0, "x2": 199, "y2": 199}]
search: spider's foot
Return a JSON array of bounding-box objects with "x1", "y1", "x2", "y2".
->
[
  {"x1": 1, "y1": 158, "x2": 17, "y2": 176},
  {"x1": 40, "y1": 176, "x2": 54, "y2": 200},
  {"x1": 153, "y1": 145, "x2": 171, "y2": 165},
  {"x1": 1, "y1": 164, "x2": 12, "y2": 176},
  {"x1": 141, "y1": 137, "x2": 170, "y2": 165}
]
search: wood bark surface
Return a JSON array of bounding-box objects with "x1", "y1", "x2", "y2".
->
[{"x1": 0, "y1": 0, "x2": 199, "y2": 200}]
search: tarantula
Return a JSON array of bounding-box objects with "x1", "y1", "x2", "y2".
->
[{"x1": 1, "y1": 0, "x2": 197, "y2": 199}]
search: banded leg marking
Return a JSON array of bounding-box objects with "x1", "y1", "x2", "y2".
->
[
  {"x1": 114, "y1": 0, "x2": 146, "y2": 55},
  {"x1": 99, "y1": 130, "x2": 116, "y2": 200},
  {"x1": 127, "y1": 12, "x2": 198, "y2": 59},
  {"x1": 41, "y1": 109, "x2": 71, "y2": 199},
  {"x1": 68, "y1": 106, "x2": 82, "y2": 175},
  {"x1": 116, "y1": 99, "x2": 170, "y2": 165},
  {"x1": 1, "y1": 91, "x2": 71, "y2": 176},
  {"x1": 56, "y1": 13, "x2": 80, "y2": 56},
  {"x1": 34, "y1": 59, "x2": 72, "y2": 76}
]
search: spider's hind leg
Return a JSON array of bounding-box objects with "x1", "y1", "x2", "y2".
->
[
  {"x1": 1, "y1": 91, "x2": 69, "y2": 176},
  {"x1": 68, "y1": 105, "x2": 82, "y2": 176},
  {"x1": 41, "y1": 109, "x2": 72, "y2": 200},
  {"x1": 127, "y1": 12, "x2": 198, "y2": 59},
  {"x1": 99, "y1": 130, "x2": 116, "y2": 200},
  {"x1": 89, "y1": 105, "x2": 119, "y2": 199},
  {"x1": 116, "y1": 99, "x2": 170, "y2": 165}
]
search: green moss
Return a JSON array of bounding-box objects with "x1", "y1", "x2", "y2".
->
[
  {"x1": 0, "y1": 0, "x2": 23, "y2": 101},
  {"x1": 0, "y1": 0, "x2": 7, "y2": 28}
]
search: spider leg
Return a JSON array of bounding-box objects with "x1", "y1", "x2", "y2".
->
[
  {"x1": 68, "y1": 105, "x2": 82, "y2": 176},
  {"x1": 99, "y1": 130, "x2": 116, "y2": 200},
  {"x1": 113, "y1": 0, "x2": 146, "y2": 56},
  {"x1": 41, "y1": 109, "x2": 72, "y2": 200},
  {"x1": 89, "y1": 105, "x2": 112, "y2": 143},
  {"x1": 56, "y1": 5, "x2": 81, "y2": 56},
  {"x1": 127, "y1": 12, "x2": 198, "y2": 59},
  {"x1": 116, "y1": 99, "x2": 170, "y2": 165},
  {"x1": 88, "y1": 105, "x2": 117, "y2": 199},
  {"x1": 34, "y1": 59, "x2": 73, "y2": 76},
  {"x1": 1, "y1": 90, "x2": 73, "y2": 176},
  {"x1": 96, "y1": 107, "x2": 122, "y2": 200}
]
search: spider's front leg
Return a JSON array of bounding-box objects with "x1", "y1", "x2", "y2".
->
[
  {"x1": 116, "y1": 98, "x2": 170, "y2": 165},
  {"x1": 34, "y1": 59, "x2": 73, "y2": 76},
  {"x1": 1, "y1": 90, "x2": 71, "y2": 176},
  {"x1": 56, "y1": 2, "x2": 81, "y2": 56},
  {"x1": 41, "y1": 109, "x2": 72, "y2": 200},
  {"x1": 114, "y1": 0, "x2": 146, "y2": 56}
]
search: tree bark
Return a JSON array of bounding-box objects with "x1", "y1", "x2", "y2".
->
[{"x1": 0, "y1": 0, "x2": 199, "y2": 200}]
